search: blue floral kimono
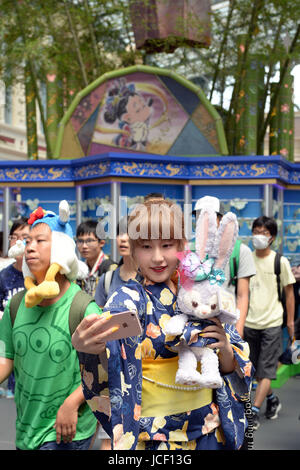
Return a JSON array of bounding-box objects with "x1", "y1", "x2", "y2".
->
[{"x1": 79, "y1": 279, "x2": 253, "y2": 450}]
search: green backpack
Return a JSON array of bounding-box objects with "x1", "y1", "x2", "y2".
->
[{"x1": 9, "y1": 289, "x2": 94, "y2": 336}]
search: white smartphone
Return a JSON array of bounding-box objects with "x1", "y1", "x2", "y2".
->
[{"x1": 104, "y1": 310, "x2": 142, "y2": 341}]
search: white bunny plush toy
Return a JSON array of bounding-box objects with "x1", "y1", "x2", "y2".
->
[{"x1": 165, "y1": 208, "x2": 240, "y2": 388}]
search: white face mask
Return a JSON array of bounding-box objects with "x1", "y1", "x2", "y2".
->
[{"x1": 252, "y1": 234, "x2": 271, "y2": 250}]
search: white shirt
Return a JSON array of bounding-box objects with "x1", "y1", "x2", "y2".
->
[{"x1": 245, "y1": 250, "x2": 295, "y2": 329}]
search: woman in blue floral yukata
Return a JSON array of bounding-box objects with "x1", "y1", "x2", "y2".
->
[{"x1": 72, "y1": 199, "x2": 253, "y2": 450}]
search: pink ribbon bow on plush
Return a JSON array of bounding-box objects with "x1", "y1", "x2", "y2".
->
[{"x1": 176, "y1": 250, "x2": 215, "y2": 289}]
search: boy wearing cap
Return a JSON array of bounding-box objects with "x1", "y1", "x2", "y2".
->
[
  {"x1": 193, "y1": 196, "x2": 256, "y2": 337},
  {"x1": 0, "y1": 202, "x2": 108, "y2": 450}
]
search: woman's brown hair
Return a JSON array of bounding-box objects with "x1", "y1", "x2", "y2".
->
[{"x1": 128, "y1": 198, "x2": 186, "y2": 252}]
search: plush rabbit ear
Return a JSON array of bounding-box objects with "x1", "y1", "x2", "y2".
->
[
  {"x1": 195, "y1": 208, "x2": 217, "y2": 260},
  {"x1": 213, "y1": 212, "x2": 239, "y2": 270}
]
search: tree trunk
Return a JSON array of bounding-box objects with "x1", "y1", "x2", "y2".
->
[
  {"x1": 225, "y1": 0, "x2": 265, "y2": 154},
  {"x1": 63, "y1": 0, "x2": 89, "y2": 87},
  {"x1": 258, "y1": 23, "x2": 300, "y2": 151},
  {"x1": 46, "y1": 62, "x2": 63, "y2": 157},
  {"x1": 82, "y1": 0, "x2": 102, "y2": 78},
  {"x1": 209, "y1": 0, "x2": 236, "y2": 101},
  {"x1": 13, "y1": 0, "x2": 52, "y2": 158},
  {"x1": 25, "y1": 65, "x2": 38, "y2": 160}
]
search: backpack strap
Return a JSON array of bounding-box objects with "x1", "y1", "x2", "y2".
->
[
  {"x1": 9, "y1": 289, "x2": 26, "y2": 327},
  {"x1": 104, "y1": 270, "x2": 114, "y2": 296},
  {"x1": 69, "y1": 290, "x2": 94, "y2": 337},
  {"x1": 97, "y1": 259, "x2": 117, "y2": 277},
  {"x1": 229, "y1": 240, "x2": 241, "y2": 288},
  {"x1": 274, "y1": 252, "x2": 282, "y2": 302}
]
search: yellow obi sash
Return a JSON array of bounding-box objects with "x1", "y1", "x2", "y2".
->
[{"x1": 141, "y1": 356, "x2": 213, "y2": 417}]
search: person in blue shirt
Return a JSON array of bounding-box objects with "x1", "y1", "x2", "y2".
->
[{"x1": 95, "y1": 217, "x2": 142, "y2": 308}]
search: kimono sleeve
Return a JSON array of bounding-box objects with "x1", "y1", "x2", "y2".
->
[
  {"x1": 221, "y1": 324, "x2": 254, "y2": 400},
  {"x1": 94, "y1": 273, "x2": 106, "y2": 308},
  {"x1": 215, "y1": 324, "x2": 254, "y2": 449},
  {"x1": 79, "y1": 282, "x2": 146, "y2": 449}
]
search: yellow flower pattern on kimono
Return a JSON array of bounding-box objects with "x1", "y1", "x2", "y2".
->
[
  {"x1": 133, "y1": 343, "x2": 141, "y2": 360},
  {"x1": 97, "y1": 363, "x2": 108, "y2": 384},
  {"x1": 118, "y1": 432, "x2": 135, "y2": 450},
  {"x1": 215, "y1": 426, "x2": 226, "y2": 445},
  {"x1": 151, "y1": 417, "x2": 167, "y2": 434},
  {"x1": 87, "y1": 395, "x2": 111, "y2": 417},
  {"x1": 169, "y1": 420, "x2": 189, "y2": 442},
  {"x1": 141, "y1": 337, "x2": 156, "y2": 359},
  {"x1": 138, "y1": 431, "x2": 150, "y2": 442},
  {"x1": 146, "y1": 300, "x2": 153, "y2": 316},
  {"x1": 159, "y1": 288, "x2": 174, "y2": 305},
  {"x1": 82, "y1": 370, "x2": 94, "y2": 389},
  {"x1": 158, "y1": 314, "x2": 171, "y2": 333},
  {"x1": 159, "y1": 314, "x2": 176, "y2": 342}
]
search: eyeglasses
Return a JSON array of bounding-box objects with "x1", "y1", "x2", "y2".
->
[
  {"x1": 252, "y1": 230, "x2": 271, "y2": 236},
  {"x1": 8, "y1": 235, "x2": 28, "y2": 242},
  {"x1": 76, "y1": 238, "x2": 99, "y2": 247}
]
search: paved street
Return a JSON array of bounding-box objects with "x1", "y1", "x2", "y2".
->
[
  {"x1": 252, "y1": 374, "x2": 300, "y2": 450},
  {"x1": 0, "y1": 375, "x2": 299, "y2": 450}
]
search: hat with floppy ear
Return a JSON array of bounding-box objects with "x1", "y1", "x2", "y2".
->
[
  {"x1": 28, "y1": 201, "x2": 73, "y2": 239},
  {"x1": 21, "y1": 200, "x2": 87, "y2": 281}
]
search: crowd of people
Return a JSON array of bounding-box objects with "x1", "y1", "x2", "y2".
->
[{"x1": 0, "y1": 193, "x2": 298, "y2": 450}]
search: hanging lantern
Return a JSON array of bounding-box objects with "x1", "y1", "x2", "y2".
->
[{"x1": 129, "y1": 0, "x2": 211, "y2": 53}]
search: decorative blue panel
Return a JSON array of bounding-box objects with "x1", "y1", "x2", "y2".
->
[
  {"x1": 77, "y1": 105, "x2": 100, "y2": 155},
  {"x1": 0, "y1": 154, "x2": 299, "y2": 185},
  {"x1": 282, "y1": 189, "x2": 300, "y2": 265},
  {"x1": 168, "y1": 120, "x2": 217, "y2": 156},
  {"x1": 158, "y1": 75, "x2": 200, "y2": 115}
]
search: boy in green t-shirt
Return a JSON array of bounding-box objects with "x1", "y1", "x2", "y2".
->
[{"x1": 0, "y1": 201, "x2": 114, "y2": 450}]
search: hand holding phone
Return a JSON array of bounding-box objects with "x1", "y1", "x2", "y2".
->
[{"x1": 72, "y1": 310, "x2": 142, "y2": 354}]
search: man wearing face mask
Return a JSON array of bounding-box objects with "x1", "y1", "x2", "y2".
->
[{"x1": 244, "y1": 216, "x2": 295, "y2": 431}]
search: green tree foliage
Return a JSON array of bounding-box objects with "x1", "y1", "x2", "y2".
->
[
  {"x1": 0, "y1": 0, "x2": 138, "y2": 158},
  {"x1": 145, "y1": 0, "x2": 300, "y2": 156}
]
